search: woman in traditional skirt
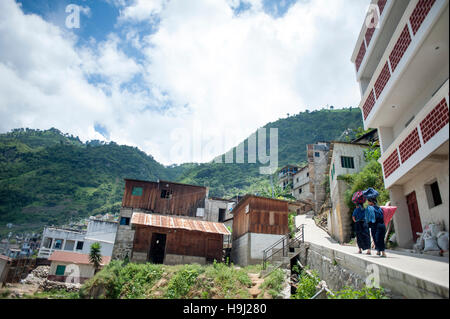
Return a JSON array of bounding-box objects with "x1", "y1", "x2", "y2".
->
[
  {"x1": 352, "y1": 191, "x2": 371, "y2": 254},
  {"x1": 366, "y1": 198, "x2": 387, "y2": 257}
]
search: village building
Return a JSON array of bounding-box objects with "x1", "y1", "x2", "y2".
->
[
  {"x1": 351, "y1": 0, "x2": 449, "y2": 247},
  {"x1": 327, "y1": 141, "x2": 371, "y2": 243},
  {"x1": 129, "y1": 213, "x2": 229, "y2": 264},
  {"x1": 292, "y1": 166, "x2": 312, "y2": 202},
  {"x1": 230, "y1": 195, "x2": 290, "y2": 266},
  {"x1": 38, "y1": 218, "x2": 118, "y2": 259},
  {"x1": 112, "y1": 179, "x2": 231, "y2": 263},
  {"x1": 48, "y1": 251, "x2": 111, "y2": 284},
  {"x1": 306, "y1": 142, "x2": 331, "y2": 212},
  {"x1": 278, "y1": 165, "x2": 300, "y2": 189}
]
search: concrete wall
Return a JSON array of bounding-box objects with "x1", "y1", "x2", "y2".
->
[
  {"x1": 231, "y1": 233, "x2": 284, "y2": 266},
  {"x1": 391, "y1": 158, "x2": 449, "y2": 248},
  {"x1": 111, "y1": 208, "x2": 136, "y2": 260},
  {"x1": 328, "y1": 180, "x2": 353, "y2": 243},
  {"x1": 299, "y1": 242, "x2": 448, "y2": 299},
  {"x1": 164, "y1": 254, "x2": 206, "y2": 265},
  {"x1": 204, "y1": 199, "x2": 234, "y2": 222},
  {"x1": 0, "y1": 257, "x2": 10, "y2": 285}
]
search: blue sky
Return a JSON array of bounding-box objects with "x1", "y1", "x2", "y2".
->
[{"x1": 1, "y1": 0, "x2": 370, "y2": 165}]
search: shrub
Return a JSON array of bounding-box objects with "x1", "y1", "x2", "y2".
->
[
  {"x1": 165, "y1": 264, "x2": 202, "y2": 299},
  {"x1": 328, "y1": 286, "x2": 389, "y2": 299},
  {"x1": 292, "y1": 269, "x2": 320, "y2": 299}
]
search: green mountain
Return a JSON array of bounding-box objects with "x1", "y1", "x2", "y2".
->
[
  {"x1": 178, "y1": 107, "x2": 363, "y2": 197},
  {"x1": 0, "y1": 107, "x2": 363, "y2": 237}
]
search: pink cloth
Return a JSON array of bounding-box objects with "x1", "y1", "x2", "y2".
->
[{"x1": 381, "y1": 206, "x2": 397, "y2": 226}]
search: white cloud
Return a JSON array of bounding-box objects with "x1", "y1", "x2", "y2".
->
[
  {"x1": 118, "y1": 0, "x2": 166, "y2": 23},
  {"x1": 0, "y1": 0, "x2": 370, "y2": 166}
]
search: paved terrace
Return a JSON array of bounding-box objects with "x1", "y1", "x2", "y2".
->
[{"x1": 295, "y1": 214, "x2": 449, "y2": 299}]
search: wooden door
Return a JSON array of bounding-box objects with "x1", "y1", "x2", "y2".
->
[{"x1": 406, "y1": 191, "x2": 422, "y2": 241}]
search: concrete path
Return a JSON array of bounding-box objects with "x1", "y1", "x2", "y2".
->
[{"x1": 295, "y1": 214, "x2": 449, "y2": 292}]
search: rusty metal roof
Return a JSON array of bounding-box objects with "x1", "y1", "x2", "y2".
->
[
  {"x1": 49, "y1": 251, "x2": 111, "y2": 266},
  {"x1": 131, "y1": 213, "x2": 231, "y2": 235}
]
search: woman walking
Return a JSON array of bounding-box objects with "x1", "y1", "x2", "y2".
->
[
  {"x1": 352, "y1": 191, "x2": 371, "y2": 254},
  {"x1": 366, "y1": 198, "x2": 387, "y2": 257}
]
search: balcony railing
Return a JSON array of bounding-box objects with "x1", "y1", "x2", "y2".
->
[
  {"x1": 379, "y1": 80, "x2": 449, "y2": 188},
  {"x1": 359, "y1": 0, "x2": 445, "y2": 126},
  {"x1": 354, "y1": 0, "x2": 390, "y2": 74}
]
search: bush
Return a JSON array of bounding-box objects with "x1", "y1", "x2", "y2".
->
[
  {"x1": 165, "y1": 264, "x2": 202, "y2": 299},
  {"x1": 260, "y1": 268, "x2": 285, "y2": 298},
  {"x1": 291, "y1": 269, "x2": 320, "y2": 299},
  {"x1": 328, "y1": 286, "x2": 389, "y2": 299}
]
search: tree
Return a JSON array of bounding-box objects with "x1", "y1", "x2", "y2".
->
[
  {"x1": 89, "y1": 242, "x2": 103, "y2": 273},
  {"x1": 258, "y1": 179, "x2": 296, "y2": 201}
]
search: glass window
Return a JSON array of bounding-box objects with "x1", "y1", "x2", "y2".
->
[
  {"x1": 131, "y1": 187, "x2": 143, "y2": 196},
  {"x1": 55, "y1": 265, "x2": 66, "y2": 276},
  {"x1": 315, "y1": 152, "x2": 320, "y2": 157},
  {"x1": 425, "y1": 181, "x2": 442, "y2": 208}
]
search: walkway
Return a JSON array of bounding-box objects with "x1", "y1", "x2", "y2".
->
[{"x1": 295, "y1": 214, "x2": 449, "y2": 298}]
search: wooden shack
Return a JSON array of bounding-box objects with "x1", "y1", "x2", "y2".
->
[
  {"x1": 122, "y1": 179, "x2": 208, "y2": 217},
  {"x1": 230, "y1": 195, "x2": 290, "y2": 266},
  {"x1": 130, "y1": 213, "x2": 230, "y2": 264}
]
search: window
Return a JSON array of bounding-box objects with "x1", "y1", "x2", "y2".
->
[
  {"x1": 64, "y1": 240, "x2": 75, "y2": 251},
  {"x1": 331, "y1": 163, "x2": 335, "y2": 180},
  {"x1": 161, "y1": 189, "x2": 173, "y2": 199},
  {"x1": 55, "y1": 265, "x2": 66, "y2": 276},
  {"x1": 307, "y1": 172, "x2": 309, "y2": 177},
  {"x1": 299, "y1": 188, "x2": 302, "y2": 194},
  {"x1": 341, "y1": 156, "x2": 355, "y2": 169},
  {"x1": 315, "y1": 152, "x2": 320, "y2": 157},
  {"x1": 76, "y1": 241, "x2": 84, "y2": 250},
  {"x1": 219, "y1": 208, "x2": 226, "y2": 222},
  {"x1": 425, "y1": 181, "x2": 442, "y2": 208},
  {"x1": 120, "y1": 217, "x2": 130, "y2": 226},
  {"x1": 131, "y1": 186, "x2": 143, "y2": 196},
  {"x1": 53, "y1": 239, "x2": 63, "y2": 250}
]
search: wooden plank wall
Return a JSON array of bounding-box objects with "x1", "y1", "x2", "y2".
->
[
  {"x1": 133, "y1": 225, "x2": 223, "y2": 262},
  {"x1": 122, "y1": 180, "x2": 207, "y2": 217},
  {"x1": 232, "y1": 196, "x2": 289, "y2": 240}
]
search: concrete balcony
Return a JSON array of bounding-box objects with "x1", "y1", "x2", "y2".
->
[
  {"x1": 358, "y1": 0, "x2": 449, "y2": 130},
  {"x1": 379, "y1": 80, "x2": 449, "y2": 189},
  {"x1": 353, "y1": 0, "x2": 412, "y2": 95}
]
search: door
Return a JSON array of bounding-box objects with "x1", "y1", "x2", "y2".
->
[
  {"x1": 406, "y1": 191, "x2": 422, "y2": 241},
  {"x1": 149, "y1": 233, "x2": 167, "y2": 264}
]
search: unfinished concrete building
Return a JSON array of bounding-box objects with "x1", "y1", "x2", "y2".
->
[{"x1": 307, "y1": 142, "x2": 331, "y2": 213}]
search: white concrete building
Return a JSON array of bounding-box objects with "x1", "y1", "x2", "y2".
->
[
  {"x1": 38, "y1": 218, "x2": 118, "y2": 259},
  {"x1": 328, "y1": 142, "x2": 370, "y2": 243},
  {"x1": 292, "y1": 166, "x2": 312, "y2": 201},
  {"x1": 351, "y1": 0, "x2": 449, "y2": 248}
]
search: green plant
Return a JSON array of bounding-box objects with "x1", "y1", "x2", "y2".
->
[
  {"x1": 292, "y1": 269, "x2": 320, "y2": 299},
  {"x1": 89, "y1": 242, "x2": 102, "y2": 273},
  {"x1": 260, "y1": 268, "x2": 285, "y2": 298},
  {"x1": 165, "y1": 264, "x2": 202, "y2": 299},
  {"x1": 328, "y1": 286, "x2": 389, "y2": 299}
]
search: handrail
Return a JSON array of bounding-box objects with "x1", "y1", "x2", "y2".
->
[{"x1": 262, "y1": 224, "x2": 304, "y2": 270}]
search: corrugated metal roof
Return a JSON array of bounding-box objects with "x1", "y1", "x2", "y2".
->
[
  {"x1": 131, "y1": 213, "x2": 230, "y2": 235},
  {"x1": 48, "y1": 251, "x2": 111, "y2": 266}
]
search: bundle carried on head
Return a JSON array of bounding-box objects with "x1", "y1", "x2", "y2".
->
[
  {"x1": 362, "y1": 187, "x2": 379, "y2": 202},
  {"x1": 352, "y1": 190, "x2": 366, "y2": 205}
]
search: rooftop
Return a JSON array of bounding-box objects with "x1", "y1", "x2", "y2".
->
[{"x1": 48, "y1": 251, "x2": 111, "y2": 266}]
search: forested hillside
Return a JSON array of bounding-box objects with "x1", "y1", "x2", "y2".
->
[{"x1": 0, "y1": 107, "x2": 363, "y2": 236}]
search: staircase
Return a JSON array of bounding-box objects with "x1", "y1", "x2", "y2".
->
[{"x1": 261, "y1": 224, "x2": 304, "y2": 277}]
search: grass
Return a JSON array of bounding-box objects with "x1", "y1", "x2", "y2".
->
[
  {"x1": 77, "y1": 261, "x2": 282, "y2": 299},
  {"x1": 259, "y1": 268, "x2": 285, "y2": 298}
]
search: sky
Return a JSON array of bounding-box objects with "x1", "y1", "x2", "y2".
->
[{"x1": 0, "y1": 0, "x2": 371, "y2": 165}]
